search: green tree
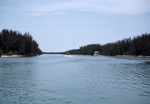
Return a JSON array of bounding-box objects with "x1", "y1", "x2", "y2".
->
[{"x1": 0, "y1": 29, "x2": 42, "y2": 56}]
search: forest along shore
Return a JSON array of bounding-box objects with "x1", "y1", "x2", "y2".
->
[
  {"x1": 65, "y1": 33, "x2": 150, "y2": 56},
  {"x1": 0, "y1": 29, "x2": 42, "y2": 56}
]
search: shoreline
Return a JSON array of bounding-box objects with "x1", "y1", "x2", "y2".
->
[
  {"x1": 115, "y1": 55, "x2": 150, "y2": 58},
  {"x1": 62, "y1": 54, "x2": 150, "y2": 58},
  {"x1": 0, "y1": 55, "x2": 23, "y2": 58},
  {"x1": 1, "y1": 54, "x2": 150, "y2": 58}
]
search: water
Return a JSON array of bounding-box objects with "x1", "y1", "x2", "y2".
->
[{"x1": 0, "y1": 55, "x2": 150, "y2": 104}]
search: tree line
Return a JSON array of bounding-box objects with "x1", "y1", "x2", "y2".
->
[
  {"x1": 0, "y1": 29, "x2": 42, "y2": 56},
  {"x1": 65, "y1": 44, "x2": 101, "y2": 55},
  {"x1": 65, "y1": 33, "x2": 150, "y2": 56}
]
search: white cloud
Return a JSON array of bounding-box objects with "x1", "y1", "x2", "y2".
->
[
  {"x1": 25, "y1": 0, "x2": 150, "y2": 15},
  {"x1": 26, "y1": 11, "x2": 66, "y2": 16},
  {"x1": 1, "y1": 0, "x2": 150, "y2": 15},
  {"x1": 54, "y1": 12, "x2": 66, "y2": 15}
]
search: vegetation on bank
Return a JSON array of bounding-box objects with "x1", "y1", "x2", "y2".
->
[
  {"x1": 65, "y1": 33, "x2": 150, "y2": 56},
  {"x1": 0, "y1": 29, "x2": 42, "y2": 56}
]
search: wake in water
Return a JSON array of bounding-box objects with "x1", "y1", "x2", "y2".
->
[{"x1": 64, "y1": 55, "x2": 73, "y2": 58}]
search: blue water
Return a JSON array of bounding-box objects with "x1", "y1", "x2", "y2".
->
[{"x1": 0, "y1": 54, "x2": 150, "y2": 104}]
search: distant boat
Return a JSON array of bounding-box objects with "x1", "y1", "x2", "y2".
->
[{"x1": 94, "y1": 51, "x2": 99, "y2": 56}]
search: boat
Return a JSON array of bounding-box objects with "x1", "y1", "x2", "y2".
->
[{"x1": 94, "y1": 51, "x2": 99, "y2": 56}]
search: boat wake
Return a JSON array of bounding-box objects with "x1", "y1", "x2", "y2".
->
[{"x1": 64, "y1": 55, "x2": 73, "y2": 58}]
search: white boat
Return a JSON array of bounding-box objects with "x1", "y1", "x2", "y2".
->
[{"x1": 94, "y1": 51, "x2": 99, "y2": 56}]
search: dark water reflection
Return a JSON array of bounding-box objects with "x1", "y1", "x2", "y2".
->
[{"x1": 0, "y1": 55, "x2": 150, "y2": 104}]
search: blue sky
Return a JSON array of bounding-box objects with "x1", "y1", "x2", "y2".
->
[{"x1": 0, "y1": 0, "x2": 150, "y2": 52}]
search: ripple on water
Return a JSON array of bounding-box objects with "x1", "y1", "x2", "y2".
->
[{"x1": 0, "y1": 55, "x2": 150, "y2": 104}]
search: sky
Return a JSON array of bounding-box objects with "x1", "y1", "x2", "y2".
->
[{"x1": 0, "y1": 0, "x2": 150, "y2": 52}]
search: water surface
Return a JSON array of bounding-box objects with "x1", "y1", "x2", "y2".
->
[{"x1": 0, "y1": 55, "x2": 150, "y2": 104}]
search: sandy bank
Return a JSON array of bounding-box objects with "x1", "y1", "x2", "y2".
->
[{"x1": 0, "y1": 55, "x2": 23, "y2": 58}]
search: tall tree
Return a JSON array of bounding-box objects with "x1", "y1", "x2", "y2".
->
[{"x1": 0, "y1": 29, "x2": 42, "y2": 56}]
